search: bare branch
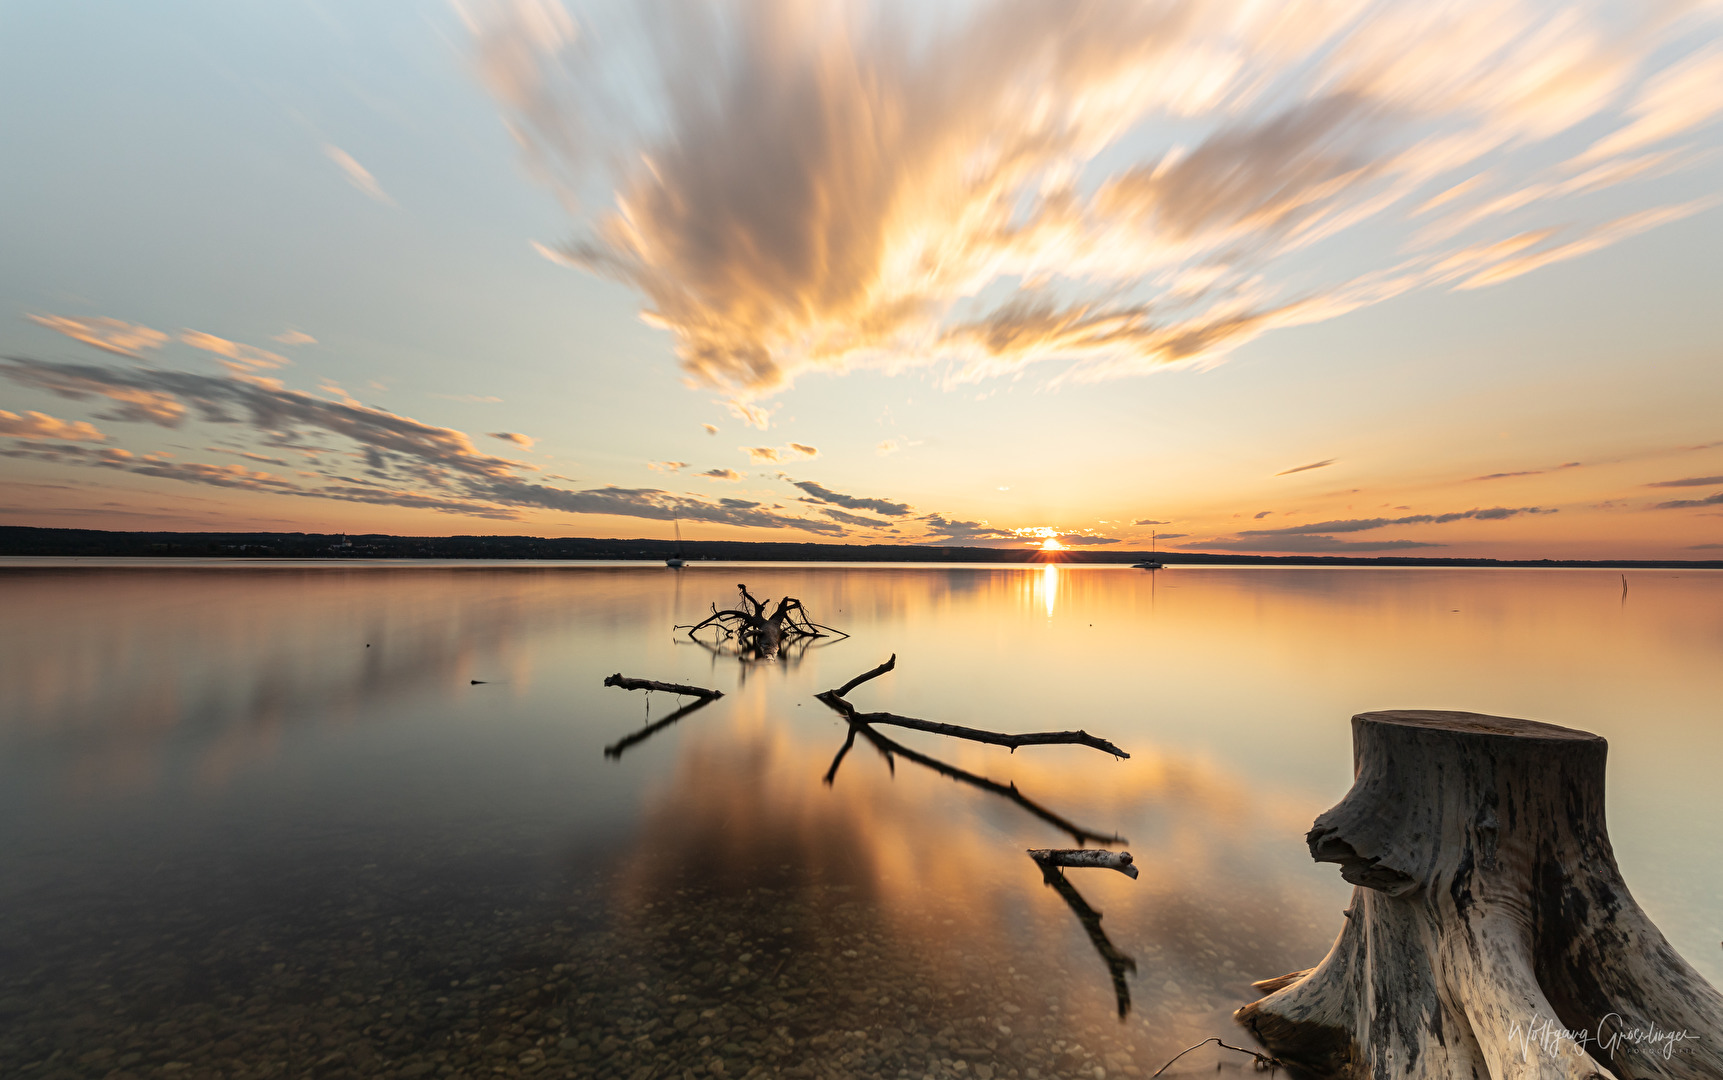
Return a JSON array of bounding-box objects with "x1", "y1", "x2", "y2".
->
[
  {"x1": 861, "y1": 711, "x2": 1128, "y2": 759},
  {"x1": 829, "y1": 654, "x2": 897, "y2": 697},
  {"x1": 817, "y1": 690, "x2": 1125, "y2": 847},
  {"x1": 602, "y1": 674, "x2": 723, "y2": 699}
]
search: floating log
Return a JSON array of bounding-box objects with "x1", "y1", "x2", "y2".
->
[
  {"x1": 1028, "y1": 848, "x2": 1139, "y2": 879},
  {"x1": 1235, "y1": 710, "x2": 1723, "y2": 1080},
  {"x1": 602, "y1": 674, "x2": 722, "y2": 699},
  {"x1": 1030, "y1": 852, "x2": 1138, "y2": 1017}
]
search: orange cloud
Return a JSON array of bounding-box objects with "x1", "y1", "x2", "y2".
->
[
  {"x1": 323, "y1": 144, "x2": 393, "y2": 204},
  {"x1": 0, "y1": 409, "x2": 106, "y2": 442},
  {"x1": 26, "y1": 314, "x2": 167, "y2": 358},
  {"x1": 179, "y1": 329, "x2": 290, "y2": 372},
  {"x1": 472, "y1": 0, "x2": 1720, "y2": 396}
]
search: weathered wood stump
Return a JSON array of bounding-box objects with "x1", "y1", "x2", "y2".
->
[{"x1": 1236, "y1": 711, "x2": 1723, "y2": 1080}]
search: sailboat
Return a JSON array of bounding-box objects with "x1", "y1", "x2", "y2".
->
[
  {"x1": 665, "y1": 518, "x2": 686, "y2": 568},
  {"x1": 1131, "y1": 531, "x2": 1163, "y2": 571}
]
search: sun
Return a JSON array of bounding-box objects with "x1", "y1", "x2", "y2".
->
[{"x1": 1040, "y1": 538, "x2": 1065, "y2": 551}]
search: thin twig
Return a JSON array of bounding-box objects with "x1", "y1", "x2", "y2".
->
[
  {"x1": 830, "y1": 654, "x2": 897, "y2": 697},
  {"x1": 1149, "y1": 1037, "x2": 1283, "y2": 1077}
]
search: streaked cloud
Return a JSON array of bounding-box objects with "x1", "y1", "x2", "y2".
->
[
  {"x1": 323, "y1": 144, "x2": 393, "y2": 204},
  {"x1": 1133, "y1": 518, "x2": 1170, "y2": 526},
  {"x1": 26, "y1": 314, "x2": 167, "y2": 358},
  {"x1": 272, "y1": 330, "x2": 317, "y2": 345},
  {"x1": 430, "y1": 392, "x2": 504, "y2": 404},
  {"x1": 1056, "y1": 534, "x2": 1120, "y2": 547},
  {"x1": 1192, "y1": 535, "x2": 1443, "y2": 553},
  {"x1": 790, "y1": 480, "x2": 911, "y2": 516},
  {"x1": 0, "y1": 356, "x2": 849, "y2": 534},
  {"x1": 180, "y1": 329, "x2": 290, "y2": 372},
  {"x1": 1241, "y1": 506, "x2": 1555, "y2": 537},
  {"x1": 648, "y1": 460, "x2": 690, "y2": 473},
  {"x1": 1471, "y1": 461, "x2": 1581, "y2": 481},
  {"x1": 1275, "y1": 459, "x2": 1334, "y2": 476},
  {"x1": 0, "y1": 410, "x2": 106, "y2": 442},
  {"x1": 919, "y1": 512, "x2": 1015, "y2": 543},
  {"x1": 488, "y1": 431, "x2": 535, "y2": 448},
  {"x1": 742, "y1": 443, "x2": 818, "y2": 464},
  {"x1": 1647, "y1": 474, "x2": 1723, "y2": 488},
  {"x1": 1653, "y1": 491, "x2": 1723, "y2": 509},
  {"x1": 699, "y1": 467, "x2": 742, "y2": 482},
  {"x1": 474, "y1": 0, "x2": 1721, "y2": 396},
  {"x1": 701, "y1": 423, "x2": 718, "y2": 435},
  {"x1": 821, "y1": 507, "x2": 893, "y2": 528}
]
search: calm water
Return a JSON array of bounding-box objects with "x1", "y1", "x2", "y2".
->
[{"x1": 2, "y1": 561, "x2": 1720, "y2": 1080}]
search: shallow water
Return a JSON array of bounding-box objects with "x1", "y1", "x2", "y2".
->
[{"x1": 1, "y1": 561, "x2": 1719, "y2": 1080}]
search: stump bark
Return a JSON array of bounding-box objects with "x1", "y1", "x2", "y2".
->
[{"x1": 1235, "y1": 711, "x2": 1723, "y2": 1080}]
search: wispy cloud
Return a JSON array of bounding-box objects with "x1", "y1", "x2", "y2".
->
[
  {"x1": 471, "y1": 0, "x2": 1720, "y2": 396},
  {"x1": 180, "y1": 329, "x2": 290, "y2": 373},
  {"x1": 0, "y1": 356, "x2": 849, "y2": 534},
  {"x1": 0, "y1": 410, "x2": 106, "y2": 442},
  {"x1": 27, "y1": 314, "x2": 167, "y2": 358},
  {"x1": 1240, "y1": 506, "x2": 1555, "y2": 537},
  {"x1": 790, "y1": 480, "x2": 911, "y2": 516},
  {"x1": 273, "y1": 330, "x2": 317, "y2": 346},
  {"x1": 1276, "y1": 459, "x2": 1335, "y2": 476},
  {"x1": 1471, "y1": 461, "x2": 1580, "y2": 481},
  {"x1": 741, "y1": 443, "x2": 818, "y2": 464},
  {"x1": 699, "y1": 467, "x2": 742, "y2": 482},
  {"x1": 429, "y1": 393, "x2": 504, "y2": 404},
  {"x1": 919, "y1": 512, "x2": 1015, "y2": 544},
  {"x1": 1647, "y1": 474, "x2": 1723, "y2": 488},
  {"x1": 1134, "y1": 518, "x2": 1170, "y2": 526},
  {"x1": 488, "y1": 431, "x2": 535, "y2": 448},
  {"x1": 1653, "y1": 491, "x2": 1723, "y2": 509},
  {"x1": 323, "y1": 144, "x2": 394, "y2": 204},
  {"x1": 648, "y1": 460, "x2": 690, "y2": 473},
  {"x1": 1192, "y1": 534, "x2": 1444, "y2": 553}
]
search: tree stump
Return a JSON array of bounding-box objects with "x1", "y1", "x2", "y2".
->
[{"x1": 1235, "y1": 711, "x2": 1723, "y2": 1080}]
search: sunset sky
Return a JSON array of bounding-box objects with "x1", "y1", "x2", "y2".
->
[{"x1": 2, "y1": 0, "x2": 1721, "y2": 558}]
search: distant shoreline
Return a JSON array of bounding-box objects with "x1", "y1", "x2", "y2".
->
[{"x1": 2, "y1": 525, "x2": 1718, "y2": 570}]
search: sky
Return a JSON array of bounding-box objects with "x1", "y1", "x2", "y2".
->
[{"x1": 1, "y1": 0, "x2": 1721, "y2": 558}]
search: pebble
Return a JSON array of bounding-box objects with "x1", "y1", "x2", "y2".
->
[{"x1": 1, "y1": 837, "x2": 1283, "y2": 1080}]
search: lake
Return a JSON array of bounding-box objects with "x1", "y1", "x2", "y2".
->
[{"x1": 1, "y1": 561, "x2": 1719, "y2": 1080}]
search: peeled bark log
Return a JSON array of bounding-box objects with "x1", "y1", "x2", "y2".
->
[
  {"x1": 1028, "y1": 848, "x2": 1139, "y2": 879},
  {"x1": 1235, "y1": 710, "x2": 1723, "y2": 1080}
]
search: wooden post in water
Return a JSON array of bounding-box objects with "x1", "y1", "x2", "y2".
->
[{"x1": 1236, "y1": 710, "x2": 1723, "y2": 1080}]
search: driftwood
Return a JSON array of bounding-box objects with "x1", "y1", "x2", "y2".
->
[
  {"x1": 816, "y1": 657, "x2": 1128, "y2": 847},
  {"x1": 601, "y1": 674, "x2": 723, "y2": 760},
  {"x1": 820, "y1": 655, "x2": 1130, "y2": 758},
  {"x1": 1031, "y1": 852, "x2": 1139, "y2": 1018},
  {"x1": 1028, "y1": 848, "x2": 1139, "y2": 879},
  {"x1": 601, "y1": 674, "x2": 723, "y2": 699},
  {"x1": 1235, "y1": 710, "x2": 1723, "y2": 1080},
  {"x1": 676, "y1": 583, "x2": 847, "y2": 660}
]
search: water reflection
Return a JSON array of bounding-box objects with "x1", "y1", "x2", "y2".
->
[{"x1": 2, "y1": 562, "x2": 1720, "y2": 1079}]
